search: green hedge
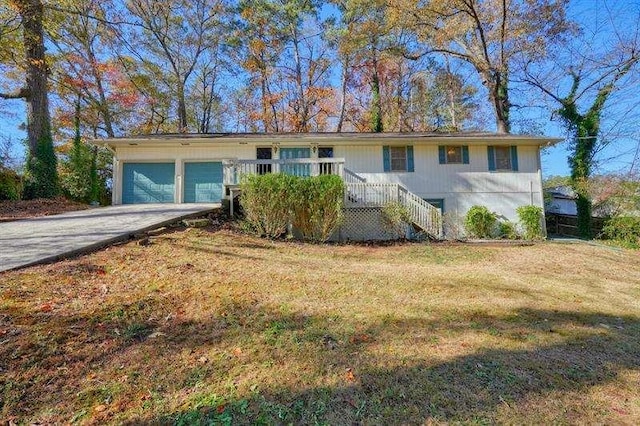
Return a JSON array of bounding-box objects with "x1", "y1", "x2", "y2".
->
[
  {"x1": 464, "y1": 205, "x2": 496, "y2": 238},
  {"x1": 240, "y1": 173, "x2": 294, "y2": 238},
  {"x1": 240, "y1": 173, "x2": 344, "y2": 242},
  {"x1": 603, "y1": 216, "x2": 640, "y2": 248},
  {"x1": 517, "y1": 205, "x2": 544, "y2": 240}
]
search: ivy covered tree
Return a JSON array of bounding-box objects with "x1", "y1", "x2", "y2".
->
[
  {"x1": 0, "y1": 0, "x2": 58, "y2": 198},
  {"x1": 523, "y1": 4, "x2": 640, "y2": 237}
]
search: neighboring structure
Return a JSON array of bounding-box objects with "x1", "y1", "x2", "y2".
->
[
  {"x1": 102, "y1": 132, "x2": 559, "y2": 239},
  {"x1": 545, "y1": 185, "x2": 578, "y2": 216}
]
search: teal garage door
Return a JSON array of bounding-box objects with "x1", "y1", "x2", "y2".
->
[
  {"x1": 184, "y1": 162, "x2": 223, "y2": 203},
  {"x1": 122, "y1": 162, "x2": 175, "y2": 204},
  {"x1": 280, "y1": 147, "x2": 310, "y2": 176}
]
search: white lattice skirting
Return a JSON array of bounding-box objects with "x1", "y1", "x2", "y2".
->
[{"x1": 333, "y1": 207, "x2": 409, "y2": 241}]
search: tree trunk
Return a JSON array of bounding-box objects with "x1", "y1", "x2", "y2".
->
[
  {"x1": 291, "y1": 30, "x2": 308, "y2": 132},
  {"x1": 1, "y1": 0, "x2": 58, "y2": 199},
  {"x1": 493, "y1": 78, "x2": 510, "y2": 134},
  {"x1": 177, "y1": 82, "x2": 188, "y2": 132},
  {"x1": 336, "y1": 56, "x2": 349, "y2": 132},
  {"x1": 15, "y1": 0, "x2": 51, "y2": 152},
  {"x1": 85, "y1": 41, "x2": 115, "y2": 138},
  {"x1": 370, "y1": 52, "x2": 383, "y2": 133},
  {"x1": 482, "y1": 69, "x2": 510, "y2": 134}
]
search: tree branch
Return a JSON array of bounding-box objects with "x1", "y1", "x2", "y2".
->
[{"x1": 0, "y1": 87, "x2": 29, "y2": 99}]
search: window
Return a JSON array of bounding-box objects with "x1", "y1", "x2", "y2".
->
[
  {"x1": 256, "y1": 147, "x2": 272, "y2": 174},
  {"x1": 494, "y1": 146, "x2": 511, "y2": 170},
  {"x1": 390, "y1": 146, "x2": 407, "y2": 171},
  {"x1": 383, "y1": 146, "x2": 414, "y2": 172},
  {"x1": 446, "y1": 146, "x2": 462, "y2": 163},
  {"x1": 318, "y1": 147, "x2": 334, "y2": 174},
  {"x1": 488, "y1": 146, "x2": 518, "y2": 171},
  {"x1": 438, "y1": 145, "x2": 469, "y2": 164},
  {"x1": 318, "y1": 147, "x2": 333, "y2": 158},
  {"x1": 425, "y1": 198, "x2": 445, "y2": 212}
]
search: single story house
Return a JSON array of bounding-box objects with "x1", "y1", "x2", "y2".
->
[{"x1": 102, "y1": 132, "x2": 559, "y2": 239}]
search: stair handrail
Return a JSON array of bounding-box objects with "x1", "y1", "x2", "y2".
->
[
  {"x1": 397, "y1": 184, "x2": 443, "y2": 238},
  {"x1": 343, "y1": 168, "x2": 367, "y2": 184}
]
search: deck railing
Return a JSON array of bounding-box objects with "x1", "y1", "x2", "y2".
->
[
  {"x1": 222, "y1": 158, "x2": 441, "y2": 238},
  {"x1": 345, "y1": 182, "x2": 443, "y2": 238},
  {"x1": 222, "y1": 158, "x2": 345, "y2": 186}
]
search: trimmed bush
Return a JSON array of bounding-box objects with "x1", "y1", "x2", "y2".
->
[
  {"x1": 0, "y1": 167, "x2": 21, "y2": 201},
  {"x1": 240, "y1": 173, "x2": 344, "y2": 242},
  {"x1": 240, "y1": 173, "x2": 294, "y2": 238},
  {"x1": 517, "y1": 205, "x2": 544, "y2": 240},
  {"x1": 464, "y1": 205, "x2": 496, "y2": 238},
  {"x1": 290, "y1": 174, "x2": 344, "y2": 242},
  {"x1": 603, "y1": 216, "x2": 640, "y2": 248}
]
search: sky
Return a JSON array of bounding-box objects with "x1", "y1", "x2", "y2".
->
[{"x1": 1, "y1": 0, "x2": 639, "y2": 178}]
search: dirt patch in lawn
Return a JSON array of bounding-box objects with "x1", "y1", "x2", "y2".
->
[
  {"x1": 0, "y1": 197, "x2": 89, "y2": 221},
  {"x1": 1, "y1": 229, "x2": 639, "y2": 424}
]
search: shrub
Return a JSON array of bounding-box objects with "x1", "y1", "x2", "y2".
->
[
  {"x1": 290, "y1": 174, "x2": 344, "y2": 242},
  {"x1": 464, "y1": 205, "x2": 496, "y2": 238},
  {"x1": 517, "y1": 205, "x2": 544, "y2": 240},
  {"x1": 498, "y1": 220, "x2": 519, "y2": 240},
  {"x1": 240, "y1": 173, "x2": 294, "y2": 238},
  {"x1": 381, "y1": 201, "x2": 412, "y2": 238},
  {"x1": 603, "y1": 216, "x2": 640, "y2": 248},
  {"x1": 240, "y1": 173, "x2": 344, "y2": 242},
  {"x1": 0, "y1": 167, "x2": 21, "y2": 201}
]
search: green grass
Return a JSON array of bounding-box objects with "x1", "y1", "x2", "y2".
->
[{"x1": 1, "y1": 227, "x2": 639, "y2": 424}]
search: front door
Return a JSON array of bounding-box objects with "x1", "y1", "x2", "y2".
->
[{"x1": 280, "y1": 147, "x2": 310, "y2": 176}]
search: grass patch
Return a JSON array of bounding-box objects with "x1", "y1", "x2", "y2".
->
[{"x1": 0, "y1": 228, "x2": 639, "y2": 424}]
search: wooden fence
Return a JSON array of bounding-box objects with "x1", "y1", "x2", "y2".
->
[{"x1": 545, "y1": 213, "x2": 607, "y2": 237}]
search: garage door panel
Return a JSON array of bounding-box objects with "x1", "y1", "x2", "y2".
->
[
  {"x1": 123, "y1": 163, "x2": 175, "y2": 204},
  {"x1": 184, "y1": 162, "x2": 223, "y2": 203}
]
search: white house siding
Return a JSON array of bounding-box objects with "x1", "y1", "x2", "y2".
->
[
  {"x1": 335, "y1": 144, "x2": 544, "y2": 224},
  {"x1": 110, "y1": 140, "x2": 545, "y2": 226}
]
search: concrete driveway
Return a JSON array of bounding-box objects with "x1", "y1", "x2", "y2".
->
[{"x1": 0, "y1": 203, "x2": 219, "y2": 272}]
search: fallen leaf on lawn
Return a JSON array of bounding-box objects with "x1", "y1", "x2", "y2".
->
[
  {"x1": 345, "y1": 368, "x2": 356, "y2": 382},
  {"x1": 148, "y1": 331, "x2": 166, "y2": 338},
  {"x1": 39, "y1": 303, "x2": 54, "y2": 312},
  {"x1": 233, "y1": 347, "x2": 242, "y2": 356},
  {"x1": 216, "y1": 404, "x2": 226, "y2": 414},
  {"x1": 349, "y1": 334, "x2": 371, "y2": 344},
  {"x1": 94, "y1": 404, "x2": 107, "y2": 412}
]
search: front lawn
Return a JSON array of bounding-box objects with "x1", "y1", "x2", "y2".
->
[{"x1": 1, "y1": 228, "x2": 639, "y2": 424}]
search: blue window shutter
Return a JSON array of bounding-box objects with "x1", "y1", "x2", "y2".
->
[
  {"x1": 462, "y1": 146, "x2": 469, "y2": 164},
  {"x1": 407, "y1": 146, "x2": 414, "y2": 172},
  {"x1": 438, "y1": 146, "x2": 446, "y2": 164},
  {"x1": 510, "y1": 146, "x2": 519, "y2": 171},
  {"x1": 488, "y1": 146, "x2": 496, "y2": 171},
  {"x1": 383, "y1": 146, "x2": 391, "y2": 172}
]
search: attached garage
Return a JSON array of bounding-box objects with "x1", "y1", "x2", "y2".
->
[
  {"x1": 183, "y1": 161, "x2": 223, "y2": 203},
  {"x1": 122, "y1": 162, "x2": 175, "y2": 204}
]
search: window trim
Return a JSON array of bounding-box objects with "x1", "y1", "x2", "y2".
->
[
  {"x1": 383, "y1": 145, "x2": 415, "y2": 173},
  {"x1": 439, "y1": 145, "x2": 469, "y2": 165},
  {"x1": 488, "y1": 145, "x2": 519, "y2": 172}
]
